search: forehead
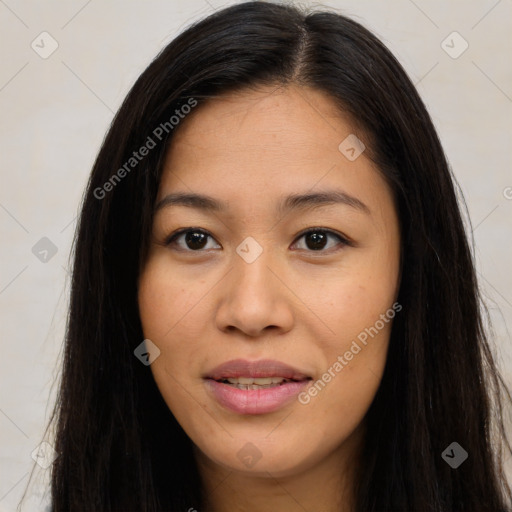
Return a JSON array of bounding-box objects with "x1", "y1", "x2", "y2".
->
[
  {"x1": 157, "y1": 85, "x2": 388, "y2": 216},
  {"x1": 167, "y1": 84, "x2": 349, "y2": 157}
]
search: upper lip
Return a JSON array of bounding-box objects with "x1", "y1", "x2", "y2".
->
[{"x1": 204, "y1": 359, "x2": 311, "y2": 381}]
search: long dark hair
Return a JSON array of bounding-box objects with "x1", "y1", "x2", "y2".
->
[{"x1": 27, "y1": 1, "x2": 512, "y2": 510}]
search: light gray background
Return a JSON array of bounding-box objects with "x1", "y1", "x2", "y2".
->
[{"x1": 1, "y1": 0, "x2": 511, "y2": 510}]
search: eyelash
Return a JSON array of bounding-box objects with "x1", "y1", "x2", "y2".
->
[{"x1": 163, "y1": 227, "x2": 352, "y2": 254}]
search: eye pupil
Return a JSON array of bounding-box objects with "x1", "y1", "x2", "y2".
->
[
  {"x1": 185, "y1": 231, "x2": 207, "y2": 250},
  {"x1": 305, "y1": 231, "x2": 327, "y2": 250}
]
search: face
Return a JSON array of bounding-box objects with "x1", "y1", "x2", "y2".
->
[{"x1": 137, "y1": 84, "x2": 401, "y2": 479}]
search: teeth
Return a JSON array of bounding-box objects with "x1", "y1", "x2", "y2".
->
[
  {"x1": 226, "y1": 377, "x2": 287, "y2": 385},
  {"x1": 223, "y1": 377, "x2": 291, "y2": 388}
]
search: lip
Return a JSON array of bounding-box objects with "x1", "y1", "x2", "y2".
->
[
  {"x1": 203, "y1": 359, "x2": 312, "y2": 415},
  {"x1": 204, "y1": 358, "x2": 311, "y2": 381}
]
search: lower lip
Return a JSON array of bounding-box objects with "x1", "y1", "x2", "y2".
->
[{"x1": 204, "y1": 379, "x2": 310, "y2": 415}]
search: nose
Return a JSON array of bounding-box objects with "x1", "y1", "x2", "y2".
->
[{"x1": 214, "y1": 246, "x2": 295, "y2": 338}]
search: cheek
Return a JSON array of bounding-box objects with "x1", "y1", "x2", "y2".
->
[
  {"x1": 307, "y1": 247, "x2": 399, "y2": 346},
  {"x1": 299, "y1": 252, "x2": 398, "y2": 425},
  {"x1": 298, "y1": 303, "x2": 393, "y2": 448},
  {"x1": 137, "y1": 256, "x2": 215, "y2": 421},
  {"x1": 138, "y1": 253, "x2": 209, "y2": 340}
]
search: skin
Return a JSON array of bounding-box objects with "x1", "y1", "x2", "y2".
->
[{"x1": 137, "y1": 84, "x2": 401, "y2": 512}]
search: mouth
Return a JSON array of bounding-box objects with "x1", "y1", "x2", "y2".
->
[
  {"x1": 204, "y1": 358, "x2": 311, "y2": 381},
  {"x1": 203, "y1": 359, "x2": 313, "y2": 415},
  {"x1": 213, "y1": 376, "x2": 305, "y2": 390}
]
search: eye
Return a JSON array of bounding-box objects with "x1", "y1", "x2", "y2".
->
[
  {"x1": 164, "y1": 227, "x2": 350, "y2": 253},
  {"x1": 165, "y1": 228, "x2": 220, "y2": 251},
  {"x1": 291, "y1": 228, "x2": 350, "y2": 252}
]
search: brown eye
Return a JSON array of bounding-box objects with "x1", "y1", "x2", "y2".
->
[
  {"x1": 166, "y1": 229, "x2": 220, "y2": 251},
  {"x1": 292, "y1": 229, "x2": 349, "y2": 252},
  {"x1": 183, "y1": 231, "x2": 208, "y2": 250},
  {"x1": 304, "y1": 231, "x2": 328, "y2": 250}
]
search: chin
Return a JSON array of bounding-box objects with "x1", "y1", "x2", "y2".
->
[{"x1": 194, "y1": 429, "x2": 327, "y2": 478}]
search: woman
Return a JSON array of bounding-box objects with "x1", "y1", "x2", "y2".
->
[{"x1": 39, "y1": 1, "x2": 512, "y2": 510}]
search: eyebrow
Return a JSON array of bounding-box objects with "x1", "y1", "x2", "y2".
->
[{"x1": 154, "y1": 189, "x2": 370, "y2": 215}]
